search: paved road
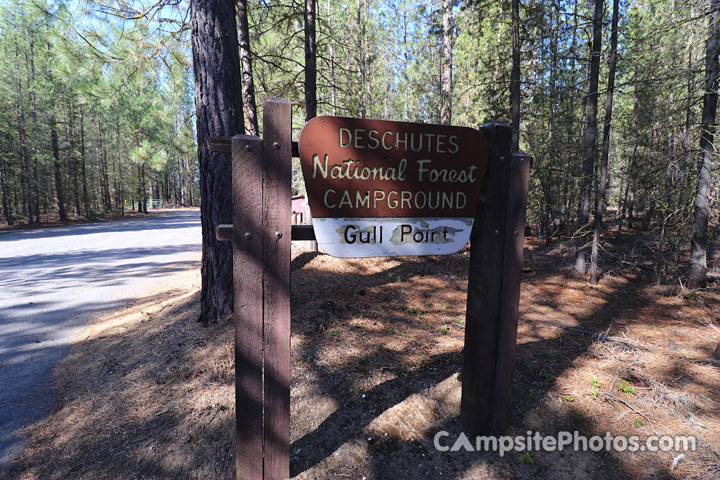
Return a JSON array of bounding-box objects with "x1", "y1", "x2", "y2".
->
[{"x1": 0, "y1": 210, "x2": 201, "y2": 468}]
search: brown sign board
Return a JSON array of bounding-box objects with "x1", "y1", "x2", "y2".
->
[{"x1": 298, "y1": 116, "x2": 488, "y2": 257}]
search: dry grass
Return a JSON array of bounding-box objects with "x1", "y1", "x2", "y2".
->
[{"x1": 7, "y1": 238, "x2": 720, "y2": 479}]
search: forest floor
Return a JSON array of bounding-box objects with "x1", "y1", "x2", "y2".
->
[
  {"x1": 0, "y1": 209, "x2": 178, "y2": 233},
  {"x1": 6, "y1": 233, "x2": 720, "y2": 479}
]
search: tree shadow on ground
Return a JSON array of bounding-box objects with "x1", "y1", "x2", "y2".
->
[
  {"x1": 6, "y1": 242, "x2": 717, "y2": 479},
  {"x1": 5, "y1": 288, "x2": 236, "y2": 480},
  {"x1": 288, "y1": 242, "x2": 715, "y2": 479}
]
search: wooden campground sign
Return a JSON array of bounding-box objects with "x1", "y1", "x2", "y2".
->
[
  {"x1": 212, "y1": 99, "x2": 530, "y2": 480},
  {"x1": 299, "y1": 116, "x2": 488, "y2": 257}
]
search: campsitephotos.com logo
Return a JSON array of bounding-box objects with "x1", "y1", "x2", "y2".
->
[{"x1": 433, "y1": 430, "x2": 697, "y2": 456}]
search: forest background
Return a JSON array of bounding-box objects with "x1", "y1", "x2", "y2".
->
[{"x1": 1, "y1": 0, "x2": 718, "y2": 289}]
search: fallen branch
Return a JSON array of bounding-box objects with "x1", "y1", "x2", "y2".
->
[{"x1": 603, "y1": 392, "x2": 660, "y2": 438}]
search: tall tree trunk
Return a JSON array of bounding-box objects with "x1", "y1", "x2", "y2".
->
[
  {"x1": 115, "y1": 116, "x2": 124, "y2": 216},
  {"x1": 28, "y1": 35, "x2": 40, "y2": 223},
  {"x1": 617, "y1": 133, "x2": 639, "y2": 236},
  {"x1": 185, "y1": 151, "x2": 194, "y2": 207},
  {"x1": 140, "y1": 164, "x2": 148, "y2": 214},
  {"x1": 190, "y1": 0, "x2": 244, "y2": 324},
  {"x1": 574, "y1": 0, "x2": 604, "y2": 275},
  {"x1": 80, "y1": 105, "x2": 90, "y2": 217},
  {"x1": 0, "y1": 158, "x2": 12, "y2": 225},
  {"x1": 50, "y1": 110, "x2": 66, "y2": 221},
  {"x1": 137, "y1": 165, "x2": 142, "y2": 212},
  {"x1": 590, "y1": 0, "x2": 619, "y2": 284},
  {"x1": 328, "y1": 0, "x2": 337, "y2": 116},
  {"x1": 689, "y1": 0, "x2": 720, "y2": 288},
  {"x1": 356, "y1": 1, "x2": 367, "y2": 117},
  {"x1": 238, "y1": 0, "x2": 259, "y2": 135},
  {"x1": 304, "y1": 0, "x2": 317, "y2": 121},
  {"x1": 561, "y1": 0, "x2": 580, "y2": 226},
  {"x1": 98, "y1": 120, "x2": 111, "y2": 212},
  {"x1": 510, "y1": 0, "x2": 520, "y2": 151},
  {"x1": 440, "y1": 0, "x2": 453, "y2": 125},
  {"x1": 67, "y1": 102, "x2": 80, "y2": 216},
  {"x1": 176, "y1": 157, "x2": 183, "y2": 205},
  {"x1": 45, "y1": 40, "x2": 67, "y2": 221},
  {"x1": 682, "y1": 3, "x2": 696, "y2": 190},
  {"x1": 15, "y1": 38, "x2": 33, "y2": 223}
]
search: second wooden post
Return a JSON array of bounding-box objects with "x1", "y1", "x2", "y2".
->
[{"x1": 233, "y1": 98, "x2": 292, "y2": 480}]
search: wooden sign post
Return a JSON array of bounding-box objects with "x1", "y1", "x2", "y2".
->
[
  {"x1": 460, "y1": 124, "x2": 530, "y2": 434},
  {"x1": 230, "y1": 99, "x2": 292, "y2": 480},
  {"x1": 213, "y1": 101, "x2": 530, "y2": 479}
]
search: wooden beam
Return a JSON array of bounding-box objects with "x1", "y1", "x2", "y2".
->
[
  {"x1": 209, "y1": 136, "x2": 232, "y2": 153},
  {"x1": 261, "y1": 99, "x2": 292, "y2": 480},
  {"x1": 216, "y1": 224, "x2": 233, "y2": 242},
  {"x1": 210, "y1": 135, "x2": 299, "y2": 158},
  {"x1": 291, "y1": 224, "x2": 316, "y2": 241},
  {"x1": 217, "y1": 224, "x2": 316, "y2": 243},
  {"x1": 460, "y1": 123, "x2": 513, "y2": 435},
  {"x1": 233, "y1": 134, "x2": 264, "y2": 480},
  {"x1": 491, "y1": 152, "x2": 531, "y2": 432}
]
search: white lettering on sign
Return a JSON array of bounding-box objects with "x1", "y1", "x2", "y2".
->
[{"x1": 338, "y1": 128, "x2": 460, "y2": 154}]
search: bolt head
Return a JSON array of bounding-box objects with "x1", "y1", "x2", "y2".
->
[
  {"x1": 244, "y1": 144, "x2": 252, "y2": 152},
  {"x1": 275, "y1": 231, "x2": 282, "y2": 239},
  {"x1": 272, "y1": 141, "x2": 281, "y2": 150},
  {"x1": 244, "y1": 232, "x2": 252, "y2": 240}
]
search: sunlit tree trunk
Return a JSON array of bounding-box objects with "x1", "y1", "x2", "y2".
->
[
  {"x1": 575, "y1": 0, "x2": 604, "y2": 275},
  {"x1": 47, "y1": 39, "x2": 67, "y2": 221},
  {"x1": 689, "y1": 0, "x2": 720, "y2": 287},
  {"x1": 238, "y1": 0, "x2": 259, "y2": 135},
  {"x1": 590, "y1": 0, "x2": 619, "y2": 284},
  {"x1": 510, "y1": 0, "x2": 520, "y2": 151},
  {"x1": 305, "y1": 0, "x2": 317, "y2": 121},
  {"x1": 440, "y1": 0, "x2": 453, "y2": 125},
  {"x1": 0, "y1": 157, "x2": 12, "y2": 225},
  {"x1": 80, "y1": 105, "x2": 90, "y2": 217},
  {"x1": 191, "y1": 0, "x2": 244, "y2": 323},
  {"x1": 28, "y1": 34, "x2": 40, "y2": 223}
]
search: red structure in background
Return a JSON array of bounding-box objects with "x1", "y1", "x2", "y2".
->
[{"x1": 292, "y1": 195, "x2": 307, "y2": 224}]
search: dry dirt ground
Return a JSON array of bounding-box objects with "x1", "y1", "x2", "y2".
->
[{"x1": 6, "y1": 236, "x2": 720, "y2": 479}]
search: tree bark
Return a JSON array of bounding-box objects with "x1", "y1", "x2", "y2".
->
[
  {"x1": 440, "y1": 0, "x2": 453, "y2": 125},
  {"x1": 28, "y1": 35, "x2": 40, "y2": 223},
  {"x1": 510, "y1": 0, "x2": 520, "y2": 151},
  {"x1": 328, "y1": 0, "x2": 337, "y2": 116},
  {"x1": 67, "y1": 101, "x2": 80, "y2": 216},
  {"x1": 237, "y1": 0, "x2": 259, "y2": 135},
  {"x1": 98, "y1": 120, "x2": 111, "y2": 212},
  {"x1": 590, "y1": 0, "x2": 619, "y2": 284},
  {"x1": 140, "y1": 163, "x2": 148, "y2": 214},
  {"x1": 49, "y1": 109, "x2": 66, "y2": 221},
  {"x1": 115, "y1": 115, "x2": 124, "y2": 215},
  {"x1": 190, "y1": 0, "x2": 244, "y2": 324},
  {"x1": 80, "y1": 105, "x2": 90, "y2": 217},
  {"x1": 689, "y1": 0, "x2": 720, "y2": 288},
  {"x1": 305, "y1": 0, "x2": 317, "y2": 122},
  {"x1": 15, "y1": 37, "x2": 33, "y2": 223},
  {"x1": 0, "y1": 158, "x2": 12, "y2": 225},
  {"x1": 683, "y1": 3, "x2": 696, "y2": 190},
  {"x1": 617, "y1": 133, "x2": 639, "y2": 236},
  {"x1": 574, "y1": 0, "x2": 604, "y2": 275}
]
